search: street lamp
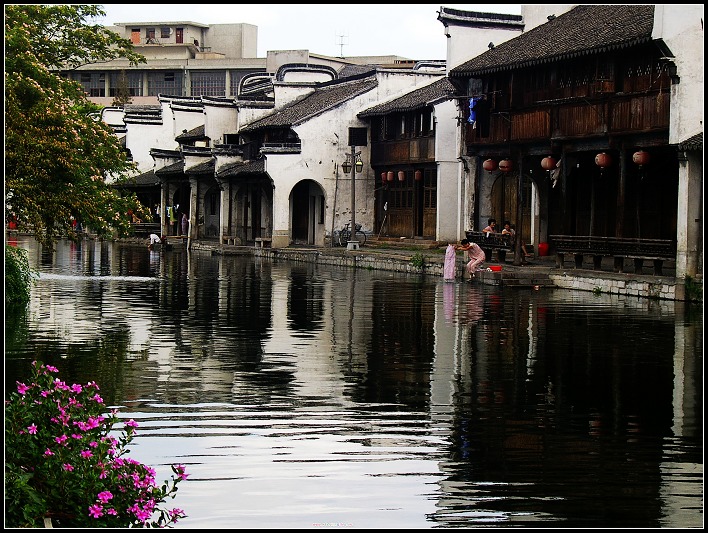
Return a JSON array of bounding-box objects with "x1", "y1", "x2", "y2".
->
[{"x1": 342, "y1": 149, "x2": 363, "y2": 250}]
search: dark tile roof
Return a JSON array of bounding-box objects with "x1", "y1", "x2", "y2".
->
[
  {"x1": 176, "y1": 125, "x2": 206, "y2": 141},
  {"x1": 677, "y1": 132, "x2": 703, "y2": 151},
  {"x1": 216, "y1": 159, "x2": 266, "y2": 178},
  {"x1": 110, "y1": 170, "x2": 160, "y2": 188},
  {"x1": 358, "y1": 77, "x2": 454, "y2": 117},
  {"x1": 450, "y1": 5, "x2": 655, "y2": 77},
  {"x1": 240, "y1": 77, "x2": 378, "y2": 132},
  {"x1": 187, "y1": 159, "x2": 215, "y2": 175},
  {"x1": 155, "y1": 161, "x2": 185, "y2": 176},
  {"x1": 338, "y1": 64, "x2": 378, "y2": 79}
]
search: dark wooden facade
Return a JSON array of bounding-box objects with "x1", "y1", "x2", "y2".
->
[
  {"x1": 452, "y1": 31, "x2": 677, "y2": 264},
  {"x1": 369, "y1": 112, "x2": 437, "y2": 239}
]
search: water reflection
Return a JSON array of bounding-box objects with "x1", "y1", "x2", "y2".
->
[{"x1": 5, "y1": 237, "x2": 702, "y2": 528}]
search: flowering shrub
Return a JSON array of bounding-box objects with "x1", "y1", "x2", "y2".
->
[{"x1": 5, "y1": 361, "x2": 188, "y2": 528}]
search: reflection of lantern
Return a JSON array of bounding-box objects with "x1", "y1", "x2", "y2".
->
[
  {"x1": 498, "y1": 159, "x2": 513, "y2": 172},
  {"x1": 386, "y1": 171, "x2": 394, "y2": 182},
  {"x1": 482, "y1": 159, "x2": 497, "y2": 172},
  {"x1": 398, "y1": 170, "x2": 406, "y2": 181},
  {"x1": 632, "y1": 150, "x2": 650, "y2": 167},
  {"x1": 595, "y1": 152, "x2": 612, "y2": 168},
  {"x1": 541, "y1": 156, "x2": 557, "y2": 171},
  {"x1": 414, "y1": 170, "x2": 422, "y2": 181}
]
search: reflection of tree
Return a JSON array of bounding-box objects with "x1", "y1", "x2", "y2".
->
[{"x1": 5, "y1": 327, "x2": 133, "y2": 407}]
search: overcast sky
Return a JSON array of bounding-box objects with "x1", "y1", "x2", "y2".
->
[{"x1": 98, "y1": 4, "x2": 522, "y2": 60}]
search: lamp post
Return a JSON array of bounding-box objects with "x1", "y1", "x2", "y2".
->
[
  {"x1": 342, "y1": 127, "x2": 367, "y2": 251},
  {"x1": 342, "y1": 147, "x2": 363, "y2": 250}
]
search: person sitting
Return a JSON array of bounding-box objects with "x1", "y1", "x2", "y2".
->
[
  {"x1": 482, "y1": 218, "x2": 497, "y2": 234},
  {"x1": 148, "y1": 233, "x2": 165, "y2": 251},
  {"x1": 502, "y1": 221, "x2": 531, "y2": 259}
]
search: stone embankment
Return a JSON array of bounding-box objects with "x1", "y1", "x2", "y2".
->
[{"x1": 185, "y1": 238, "x2": 698, "y2": 302}]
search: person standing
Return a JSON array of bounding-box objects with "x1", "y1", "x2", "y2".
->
[
  {"x1": 457, "y1": 239, "x2": 487, "y2": 280},
  {"x1": 181, "y1": 213, "x2": 188, "y2": 237}
]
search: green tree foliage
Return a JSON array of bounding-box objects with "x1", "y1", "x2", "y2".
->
[
  {"x1": 5, "y1": 245, "x2": 37, "y2": 305},
  {"x1": 5, "y1": 5, "x2": 150, "y2": 250}
]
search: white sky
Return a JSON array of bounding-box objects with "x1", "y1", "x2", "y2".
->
[{"x1": 98, "y1": 4, "x2": 522, "y2": 60}]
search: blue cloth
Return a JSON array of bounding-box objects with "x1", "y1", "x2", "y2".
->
[{"x1": 468, "y1": 98, "x2": 478, "y2": 125}]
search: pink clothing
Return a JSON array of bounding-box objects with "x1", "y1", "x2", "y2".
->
[
  {"x1": 464, "y1": 242, "x2": 486, "y2": 276},
  {"x1": 444, "y1": 244, "x2": 457, "y2": 281}
]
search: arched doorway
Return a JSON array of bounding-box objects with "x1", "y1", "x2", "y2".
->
[{"x1": 291, "y1": 180, "x2": 326, "y2": 246}]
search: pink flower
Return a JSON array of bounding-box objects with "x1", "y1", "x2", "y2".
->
[
  {"x1": 89, "y1": 440, "x2": 98, "y2": 448},
  {"x1": 44, "y1": 448, "x2": 54, "y2": 456},
  {"x1": 62, "y1": 463, "x2": 74, "y2": 471},
  {"x1": 125, "y1": 419, "x2": 139, "y2": 429},
  {"x1": 169, "y1": 508, "x2": 185, "y2": 520},
  {"x1": 88, "y1": 504, "x2": 103, "y2": 518},
  {"x1": 16, "y1": 382, "x2": 29, "y2": 395},
  {"x1": 81, "y1": 450, "x2": 93, "y2": 459},
  {"x1": 71, "y1": 384, "x2": 83, "y2": 394},
  {"x1": 55, "y1": 434, "x2": 68, "y2": 445},
  {"x1": 45, "y1": 364, "x2": 59, "y2": 373},
  {"x1": 175, "y1": 464, "x2": 189, "y2": 480},
  {"x1": 97, "y1": 491, "x2": 113, "y2": 503},
  {"x1": 92, "y1": 393, "x2": 104, "y2": 404},
  {"x1": 27, "y1": 423, "x2": 38, "y2": 434}
]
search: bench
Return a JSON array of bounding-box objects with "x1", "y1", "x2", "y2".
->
[
  {"x1": 465, "y1": 230, "x2": 514, "y2": 262},
  {"x1": 550, "y1": 235, "x2": 675, "y2": 275},
  {"x1": 254, "y1": 237, "x2": 271, "y2": 249}
]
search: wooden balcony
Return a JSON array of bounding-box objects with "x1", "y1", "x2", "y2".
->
[
  {"x1": 466, "y1": 92, "x2": 670, "y2": 146},
  {"x1": 370, "y1": 137, "x2": 435, "y2": 166}
]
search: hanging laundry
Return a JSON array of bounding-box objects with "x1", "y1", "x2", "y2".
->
[{"x1": 468, "y1": 97, "x2": 478, "y2": 128}]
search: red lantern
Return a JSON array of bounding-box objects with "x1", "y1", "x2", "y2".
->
[
  {"x1": 397, "y1": 170, "x2": 406, "y2": 182},
  {"x1": 482, "y1": 159, "x2": 497, "y2": 172},
  {"x1": 541, "y1": 156, "x2": 557, "y2": 171},
  {"x1": 498, "y1": 159, "x2": 513, "y2": 172},
  {"x1": 380, "y1": 172, "x2": 387, "y2": 183},
  {"x1": 632, "y1": 150, "x2": 650, "y2": 167},
  {"x1": 386, "y1": 171, "x2": 394, "y2": 182},
  {"x1": 595, "y1": 152, "x2": 612, "y2": 168},
  {"x1": 414, "y1": 170, "x2": 422, "y2": 181}
]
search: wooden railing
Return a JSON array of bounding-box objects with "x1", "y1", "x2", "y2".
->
[
  {"x1": 549, "y1": 235, "x2": 676, "y2": 275},
  {"x1": 131, "y1": 222, "x2": 160, "y2": 237}
]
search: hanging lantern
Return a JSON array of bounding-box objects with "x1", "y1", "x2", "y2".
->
[
  {"x1": 381, "y1": 171, "x2": 387, "y2": 183},
  {"x1": 386, "y1": 171, "x2": 394, "y2": 182},
  {"x1": 397, "y1": 170, "x2": 406, "y2": 182},
  {"x1": 498, "y1": 159, "x2": 513, "y2": 172},
  {"x1": 482, "y1": 159, "x2": 497, "y2": 172},
  {"x1": 541, "y1": 156, "x2": 557, "y2": 171},
  {"x1": 595, "y1": 152, "x2": 612, "y2": 168},
  {"x1": 632, "y1": 150, "x2": 650, "y2": 167},
  {"x1": 414, "y1": 170, "x2": 422, "y2": 181}
]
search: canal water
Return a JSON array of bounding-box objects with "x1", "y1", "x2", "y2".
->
[{"x1": 5, "y1": 236, "x2": 703, "y2": 529}]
